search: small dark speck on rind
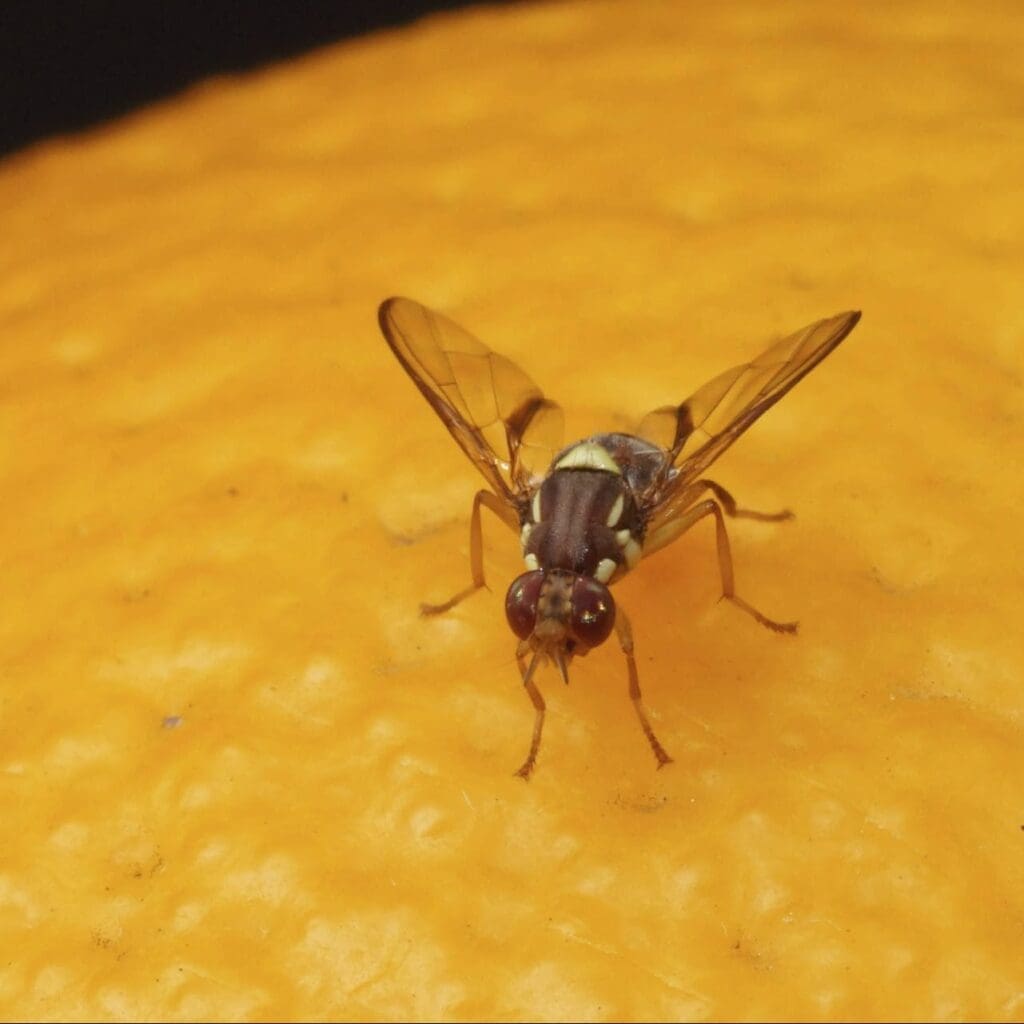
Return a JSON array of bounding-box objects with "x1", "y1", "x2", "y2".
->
[
  {"x1": 226, "y1": 486, "x2": 239, "y2": 497},
  {"x1": 613, "y1": 792, "x2": 670, "y2": 814},
  {"x1": 869, "y1": 564, "x2": 902, "y2": 594},
  {"x1": 162, "y1": 715, "x2": 183, "y2": 729}
]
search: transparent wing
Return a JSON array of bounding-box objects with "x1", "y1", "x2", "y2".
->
[
  {"x1": 638, "y1": 310, "x2": 861, "y2": 533},
  {"x1": 378, "y1": 297, "x2": 564, "y2": 509}
]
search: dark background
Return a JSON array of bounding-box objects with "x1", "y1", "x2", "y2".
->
[{"x1": 1, "y1": 0, "x2": 510, "y2": 158}]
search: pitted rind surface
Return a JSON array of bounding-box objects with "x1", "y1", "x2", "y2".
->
[{"x1": 1, "y1": 1, "x2": 1023, "y2": 1019}]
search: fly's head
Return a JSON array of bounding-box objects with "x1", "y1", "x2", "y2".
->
[{"x1": 505, "y1": 569, "x2": 616, "y2": 681}]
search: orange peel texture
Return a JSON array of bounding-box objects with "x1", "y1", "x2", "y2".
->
[{"x1": 1, "y1": 1, "x2": 1022, "y2": 1019}]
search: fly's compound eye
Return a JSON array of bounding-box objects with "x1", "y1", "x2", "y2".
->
[
  {"x1": 570, "y1": 577, "x2": 616, "y2": 649},
  {"x1": 505, "y1": 571, "x2": 545, "y2": 640}
]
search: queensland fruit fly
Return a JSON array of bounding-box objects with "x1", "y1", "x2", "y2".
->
[{"x1": 378, "y1": 297, "x2": 861, "y2": 779}]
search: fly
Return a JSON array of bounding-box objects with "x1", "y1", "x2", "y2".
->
[{"x1": 378, "y1": 298, "x2": 861, "y2": 778}]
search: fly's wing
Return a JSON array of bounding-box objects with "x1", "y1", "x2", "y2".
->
[
  {"x1": 378, "y1": 297, "x2": 564, "y2": 513},
  {"x1": 638, "y1": 310, "x2": 861, "y2": 540}
]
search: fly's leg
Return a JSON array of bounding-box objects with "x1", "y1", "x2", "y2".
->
[
  {"x1": 691, "y1": 478, "x2": 794, "y2": 523},
  {"x1": 616, "y1": 608, "x2": 673, "y2": 769},
  {"x1": 421, "y1": 489, "x2": 515, "y2": 616},
  {"x1": 675, "y1": 499, "x2": 798, "y2": 634},
  {"x1": 514, "y1": 647, "x2": 545, "y2": 780}
]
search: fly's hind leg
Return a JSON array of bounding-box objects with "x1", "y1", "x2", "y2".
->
[
  {"x1": 692, "y1": 479, "x2": 794, "y2": 523},
  {"x1": 616, "y1": 608, "x2": 673, "y2": 769},
  {"x1": 421, "y1": 489, "x2": 516, "y2": 616},
  {"x1": 677, "y1": 499, "x2": 798, "y2": 634}
]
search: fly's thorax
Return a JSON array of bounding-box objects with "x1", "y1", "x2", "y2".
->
[
  {"x1": 584, "y1": 433, "x2": 667, "y2": 495},
  {"x1": 519, "y1": 439, "x2": 645, "y2": 583}
]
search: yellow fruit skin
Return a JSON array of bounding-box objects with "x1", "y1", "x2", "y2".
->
[{"x1": 2, "y1": 2, "x2": 1023, "y2": 1019}]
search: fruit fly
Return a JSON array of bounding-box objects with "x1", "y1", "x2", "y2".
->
[{"x1": 378, "y1": 298, "x2": 861, "y2": 778}]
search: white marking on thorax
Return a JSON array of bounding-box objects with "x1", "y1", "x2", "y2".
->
[
  {"x1": 531, "y1": 490, "x2": 542, "y2": 524},
  {"x1": 594, "y1": 557, "x2": 617, "y2": 584},
  {"x1": 606, "y1": 493, "x2": 624, "y2": 528},
  {"x1": 524, "y1": 553, "x2": 539, "y2": 571},
  {"x1": 622, "y1": 537, "x2": 642, "y2": 569},
  {"x1": 520, "y1": 523, "x2": 533, "y2": 550},
  {"x1": 554, "y1": 442, "x2": 621, "y2": 475},
  {"x1": 615, "y1": 528, "x2": 642, "y2": 568}
]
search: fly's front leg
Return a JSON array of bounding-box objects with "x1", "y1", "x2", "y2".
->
[
  {"x1": 676, "y1": 499, "x2": 798, "y2": 634},
  {"x1": 615, "y1": 608, "x2": 673, "y2": 769},
  {"x1": 514, "y1": 645, "x2": 545, "y2": 780},
  {"x1": 421, "y1": 489, "x2": 515, "y2": 616},
  {"x1": 691, "y1": 478, "x2": 794, "y2": 523}
]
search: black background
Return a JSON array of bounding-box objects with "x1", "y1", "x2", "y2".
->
[{"x1": 2, "y1": 0, "x2": 512, "y2": 158}]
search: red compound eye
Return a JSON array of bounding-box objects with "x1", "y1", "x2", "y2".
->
[
  {"x1": 570, "y1": 577, "x2": 616, "y2": 649},
  {"x1": 505, "y1": 571, "x2": 544, "y2": 639}
]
